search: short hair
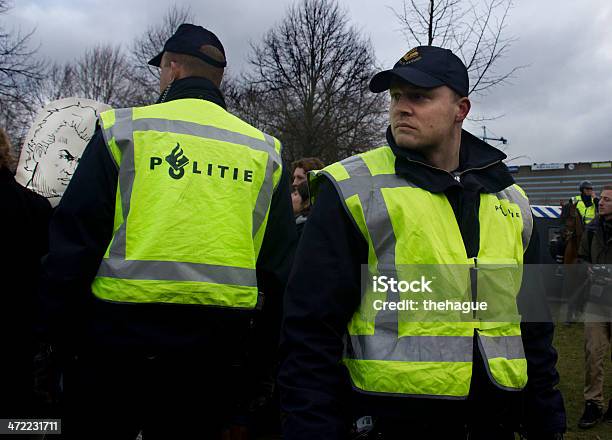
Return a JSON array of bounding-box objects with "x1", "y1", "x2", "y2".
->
[
  {"x1": 0, "y1": 128, "x2": 15, "y2": 171},
  {"x1": 163, "y1": 45, "x2": 225, "y2": 87},
  {"x1": 292, "y1": 157, "x2": 325, "y2": 174},
  {"x1": 602, "y1": 185, "x2": 612, "y2": 192},
  {"x1": 451, "y1": 89, "x2": 464, "y2": 101}
]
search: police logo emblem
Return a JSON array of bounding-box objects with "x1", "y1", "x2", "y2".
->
[{"x1": 165, "y1": 143, "x2": 190, "y2": 180}]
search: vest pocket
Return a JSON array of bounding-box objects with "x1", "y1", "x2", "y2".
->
[{"x1": 473, "y1": 257, "x2": 527, "y2": 390}]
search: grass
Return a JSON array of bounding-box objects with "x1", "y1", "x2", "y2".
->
[{"x1": 555, "y1": 323, "x2": 612, "y2": 440}]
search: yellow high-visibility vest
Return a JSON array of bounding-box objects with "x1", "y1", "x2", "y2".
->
[
  {"x1": 91, "y1": 99, "x2": 283, "y2": 308},
  {"x1": 572, "y1": 195, "x2": 596, "y2": 224},
  {"x1": 311, "y1": 146, "x2": 532, "y2": 398}
]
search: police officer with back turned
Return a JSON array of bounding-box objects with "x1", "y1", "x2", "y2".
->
[{"x1": 40, "y1": 24, "x2": 296, "y2": 438}]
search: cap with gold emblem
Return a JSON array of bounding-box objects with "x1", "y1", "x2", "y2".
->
[{"x1": 369, "y1": 46, "x2": 468, "y2": 96}]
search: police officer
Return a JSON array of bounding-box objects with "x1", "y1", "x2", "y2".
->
[
  {"x1": 40, "y1": 24, "x2": 296, "y2": 438},
  {"x1": 279, "y1": 46, "x2": 565, "y2": 439},
  {"x1": 573, "y1": 181, "x2": 598, "y2": 225}
]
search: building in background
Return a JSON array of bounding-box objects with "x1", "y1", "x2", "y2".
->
[{"x1": 508, "y1": 161, "x2": 612, "y2": 205}]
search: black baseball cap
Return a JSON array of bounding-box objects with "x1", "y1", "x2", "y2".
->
[
  {"x1": 369, "y1": 46, "x2": 468, "y2": 97},
  {"x1": 148, "y1": 23, "x2": 227, "y2": 68}
]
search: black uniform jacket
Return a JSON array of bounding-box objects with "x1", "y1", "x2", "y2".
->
[
  {"x1": 1, "y1": 167, "x2": 52, "y2": 352},
  {"x1": 39, "y1": 77, "x2": 297, "y2": 362},
  {"x1": 279, "y1": 128, "x2": 566, "y2": 439}
]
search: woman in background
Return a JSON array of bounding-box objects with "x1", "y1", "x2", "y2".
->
[{"x1": 292, "y1": 181, "x2": 310, "y2": 239}]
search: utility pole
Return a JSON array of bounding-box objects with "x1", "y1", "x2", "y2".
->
[{"x1": 481, "y1": 126, "x2": 507, "y2": 145}]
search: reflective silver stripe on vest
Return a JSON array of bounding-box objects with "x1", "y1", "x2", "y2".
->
[
  {"x1": 97, "y1": 110, "x2": 279, "y2": 285},
  {"x1": 334, "y1": 156, "x2": 402, "y2": 333},
  {"x1": 334, "y1": 174, "x2": 415, "y2": 199},
  {"x1": 495, "y1": 186, "x2": 533, "y2": 252},
  {"x1": 477, "y1": 333, "x2": 525, "y2": 360},
  {"x1": 347, "y1": 334, "x2": 473, "y2": 362},
  {"x1": 334, "y1": 155, "x2": 417, "y2": 268},
  {"x1": 97, "y1": 259, "x2": 257, "y2": 286},
  {"x1": 252, "y1": 133, "x2": 280, "y2": 236},
  {"x1": 105, "y1": 108, "x2": 135, "y2": 259},
  {"x1": 131, "y1": 118, "x2": 282, "y2": 165},
  {"x1": 346, "y1": 334, "x2": 524, "y2": 362}
]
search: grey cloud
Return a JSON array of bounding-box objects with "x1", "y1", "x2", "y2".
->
[
  {"x1": 464, "y1": 0, "x2": 612, "y2": 163},
  {"x1": 7, "y1": 0, "x2": 612, "y2": 163}
]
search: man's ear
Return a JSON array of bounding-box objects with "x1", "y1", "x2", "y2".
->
[
  {"x1": 456, "y1": 97, "x2": 471, "y2": 123},
  {"x1": 170, "y1": 60, "x2": 182, "y2": 82}
]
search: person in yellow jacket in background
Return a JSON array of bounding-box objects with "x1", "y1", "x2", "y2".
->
[
  {"x1": 572, "y1": 181, "x2": 598, "y2": 225},
  {"x1": 279, "y1": 46, "x2": 566, "y2": 439},
  {"x1": 40, "y1": 24, "x2": 296, "y2": 439}
]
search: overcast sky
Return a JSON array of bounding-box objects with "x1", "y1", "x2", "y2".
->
[{"x1": 5, "y1": 0, "x2": 612, "y2": 164}]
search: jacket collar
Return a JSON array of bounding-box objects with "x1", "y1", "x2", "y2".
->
[
  {"x1": 387, "y1": 126, "x2": 514, "y2": 194},
  {"x1": 157, "y1": 76, "x2": 227, "y2": 109},
  {"x1": 587, "y1": 215, "x2": 612, "y2": 243}
]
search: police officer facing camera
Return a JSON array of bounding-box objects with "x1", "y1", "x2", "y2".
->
[
  {"x1": 279, "y1": 46, "x2": 566, "y2": 439},
  {"x1": 40, "y1": 24, "x2": 296, "y2": 438}
]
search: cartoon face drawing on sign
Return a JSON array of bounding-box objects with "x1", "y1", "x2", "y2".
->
[
  {"x1": 24, "y1": 120, "x2": 85, "y2": 195},
  {"x1": 16, "y1": 98, "x2": 111, "y2": 206}
]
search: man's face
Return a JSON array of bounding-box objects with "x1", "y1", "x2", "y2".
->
[
  {"x1": 389, "y1": 82, "x2": 468, "y2": 151},
  {"x1": 582, "y1": 187, "x2": 594, "y2": 197},
  {"x1": 599, "y1": 190, "x2": 612, "y2": 218},
  {"x1": 293, "y1": 167, "x2": 307, "y2": 187}
]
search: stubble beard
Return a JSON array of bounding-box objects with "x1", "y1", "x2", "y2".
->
[{"x1": 393, "y1": 129, "x2": 437, "y2": 154}]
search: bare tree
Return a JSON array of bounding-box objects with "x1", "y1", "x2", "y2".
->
[
  {"x1": 0, "y1": 0, "x2": 46, "y2": 149},
  {"x1": 73, "y1": 44, "x2": 133, "y2": 107},
  {"x1": 129, "y1": 4, "x2": 195, "y2": 104},
  {"x1": 391, "y1": 0, "x2": 522, "y2": 95},
  {"x1": 33, "y1": 62, "x2": 77, "y2": 104},
  {"x1": 223, "y1": 74, "x2": 271, "y2": 135},
  {"x1": 0, "y1": 0, "x2": 45, "y2": 101},
  {"x1": 232, "y1": 0, "x2": 387, "y2": 164}
]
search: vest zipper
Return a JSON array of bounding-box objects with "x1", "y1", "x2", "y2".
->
[{"x1": 471, "y1": 257, "x2": 478, "y2": 319}]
